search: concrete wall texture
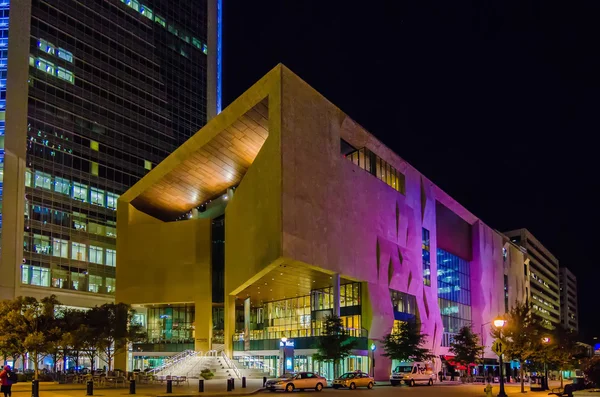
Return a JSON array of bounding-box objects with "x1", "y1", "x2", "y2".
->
[{"x1": 117, "y1": 65, "x2": 527, "y2": 378}]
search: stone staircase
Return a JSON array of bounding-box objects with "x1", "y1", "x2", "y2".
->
[{"x1": 233, "y1": 357, "x2": 271, "y2": 379}]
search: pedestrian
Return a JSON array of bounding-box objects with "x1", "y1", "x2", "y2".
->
[{"x1": 0, "y1": 365, "x2": 16, "y2": 397}]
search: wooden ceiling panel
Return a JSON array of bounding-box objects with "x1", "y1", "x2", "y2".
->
[{"x1": 131, "y1": 100, "x2": 269, "y2": 220}]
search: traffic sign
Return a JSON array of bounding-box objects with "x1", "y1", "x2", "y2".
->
[{"x1": 491, "y1": 339, "x2": 505, "y2": 356}]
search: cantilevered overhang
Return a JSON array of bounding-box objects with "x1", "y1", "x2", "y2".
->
[{"x1": 120, "y1": 65, "x2": 282, "y2": 221}]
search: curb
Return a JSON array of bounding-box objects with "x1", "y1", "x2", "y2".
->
[{"x1": 154, "y1": 388, "x2": 266, "y2": 397}]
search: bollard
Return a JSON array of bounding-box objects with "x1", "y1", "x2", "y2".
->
[
  {"x1": 129, "y1": 379, "x2": 136, "y2": 395},
  {"x1": 227, "y1": 378, "x2": 232, "y2": 392},
  {"x1": 166, "y1": 379, "x2": 173, "y2": 394},
  {"x1": 242, "y1": 377, "x2": 247, "y2": 388},
  {"x1": 199, "y1": 379, "x2": 204, "y2": 393},
  {"x1": 32, "y1": 379, "x2": 39, "y2": 397},
  {"x1": 86, "y1": 380, "x2": 94, "y2": 396},
  {"x1": 231, "y1": 378, "x2": 235, "y2": 390},
  {"x1": 263, "y1": 376, "x2": 267, "y2": 387}
]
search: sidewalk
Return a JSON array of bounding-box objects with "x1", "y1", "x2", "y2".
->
[{"x1": 11, "y1": 378, "x2": 265, "y2": 397}]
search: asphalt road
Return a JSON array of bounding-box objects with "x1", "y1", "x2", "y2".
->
[{"x1": 261, "y1": 382, "x2": 548, "y2": 397}]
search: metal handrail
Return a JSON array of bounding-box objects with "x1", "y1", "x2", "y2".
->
[
  {"x1": 238, "y1": 355, "x2": 273, "y2": 374},
  {"x1": 221, "y1": 352, "x2": 241, "y2": 379},
  {"x1": 148, "y1": 350, "x2": 196, "y2": 374}
]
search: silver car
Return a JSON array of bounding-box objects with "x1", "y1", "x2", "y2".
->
[{"x1": 265, "y1": 372, "x2": 327, "y2": 392}]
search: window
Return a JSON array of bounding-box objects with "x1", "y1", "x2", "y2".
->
[
  {"x1": 21, "y1": 265, "x2": 50, "y2": 287},
  {"x1": 106, "y1": 225, "x2": 117, "y2": 238},
  {"x1": 38, "y1": 39, "x2": 55, "y2": 55},
  {"x1": 144, "y1": 160, "x2": 152, "y2": 170},
  {"x1": 73, "y1": 219, "x2": 86, "y2": 231},
  {"x1": 140, "y1": 5, "x2": 153, "y2": 19},
  {"x1": 437, "y1": 249, "x2": 471, "y2": 346},
  {"x1": 35, "y1": 58, "x2": 55, "y2": 75},
  {"x1": 90, "y1": 161, "x2": 99, "y2": 176},
  {"x1": 154, "y1": 14, "x2": 166, "y2": 27},
  {"x1": 56, "y1": 67, "x2": 74, "y2": 84},
  {"x1": 90, "y1": 187, "x2": 104, "y2": 206},
  {"x1": 51, "y1": 269, "x2": 68, "y2": 289},
  {"x1": 89, "y1": 275, "x2": 103, "y2": 293},
  {"x1": 192, "y1": 37, "x2": 202, "y2": 50},
  {"x1": 71, "y1": 242, "x2": 86, "y2": 261},
  {"x1": 107, "y1": 192, "x2": 119, "y2": 210},
  {"x1": 72, "y1": 182, "x2": 88, "y2": 202},
  {"x1": 34, "y1": 170, "x2": 52, "y2": 190},
  {"x1": 25, "y1": 168, "x2": 32, "y2": 187},
  {"x1": 344, "y1": 144, "x2": 406, "y2": 194},
  {"x1": 90, "y1": 140, "x2": 99, "y2": 151},
  {"x1": 56, "y1": 48, "x2": 73, "y2": 63},
  {"x1": 105, "y1": 277, "x2": 116, "y2": 294},
  {"x1": 504, "y1": 275, "x2": 509, "y2": 313},
  {"x1": 33, "y1": 234, "x2": 51, "y2": 254},
  {"x1": 89, "y1": 245, "x2": 104, "y2": 264},
  {"x1": 52, "y1": 238, "x2": 68, "y2": 258},
  {"x1": 54, "y1": 177, "x2": 70, "y2": 194},
  {"x1": 88, "y1": 222, "x2": 106, "y2": 236},
  {"x1": 390, "y1": 290, "x2": 417, "y2": 321},
  {"x1": 106, "y1": 249, "x2": 116, "y2": 267},
  {"x1": 422, "y1": 228, "x2": 431, "y2": 286}
]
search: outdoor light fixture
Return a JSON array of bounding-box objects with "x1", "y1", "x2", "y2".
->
[{"x1": 493, "y1": 317, "x2": 507, "y2": 397}]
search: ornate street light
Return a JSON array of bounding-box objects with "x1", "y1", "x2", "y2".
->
[{"x1": 493, "y1": 318, "x2": 507, "y2": 397}]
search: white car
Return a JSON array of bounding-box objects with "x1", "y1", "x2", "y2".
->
[
  {"x1": 265, "y1": 372, "x2": 327, "y2": 392},
  {"x1": 390, "y1": 361, "x2": 436, "y2": 386}
]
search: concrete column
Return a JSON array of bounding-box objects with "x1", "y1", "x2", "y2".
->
[
  {"x1": 332, "y1": 273, "x2": 340, "y2": 317},
  {"x1": 224, "y1": 295, "x2": 236, "y2": 357}
]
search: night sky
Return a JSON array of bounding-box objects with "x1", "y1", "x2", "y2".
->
[{"x1": 222, "y1": 1, "x2": 599, "y2": 340}]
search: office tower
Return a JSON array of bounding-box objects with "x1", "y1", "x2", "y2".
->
[
  {"x1": 504, "y1": 228, "x2": 561, "y2": 328},
  {"x1": 559, "y1": 267, "x2": 578, "y2": 332},
  {"x1": 0, "y1": 0, "x2": 221, "y2": 308}
]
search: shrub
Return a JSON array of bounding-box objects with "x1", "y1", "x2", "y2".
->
[
  {"x1": 200, "y1": 369, "x2": 214, "y2": 380},
  {"x1": 584, "y1": 356, "x2": 600, "y2": 387}
]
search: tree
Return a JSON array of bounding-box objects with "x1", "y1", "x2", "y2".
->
[
  {"x1": 449, "y1": 325, "x2": 483, "y2": 375},
  {"x1": 313, "y1": 315, "x2": 357, "y2": 378},
  {"x1": 86, "y1": 303, "x2": 145, "y2": 371},
  {"x1": 583, "y1": 356, "x2": 600, "y2": 387},
  {"x1": 3, "y1": 295, "x2": 60, "y2": 379},
  {"x1": 382, "y1": 321, "x2": 433, "y2": 362},
  {"x1": 493, "y1": 303, "x2": 540, "y2": 393}
]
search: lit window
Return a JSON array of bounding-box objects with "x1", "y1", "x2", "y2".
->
[
  {"x1": 91, "y1": 161, "x2": 99, "y2": 176},
  {"x1": 36, "y1": 58, "x2": 55, "y2": 75},
  {"x1": 54, "y1": 176, "x2": 70, "y2": 195},
  {"x1": 168, "y1": 24, "x2": 178, "y2": 36},
  {"x1": 25, "y1": 168, "x2": 32, "y2": 187},
  {"x1": 52, "y1": 238, "x2": 69, "y2": 258},
  {"x1": 72, "y1": 182, "x2": 88, "y2": 202},
  {"x1": 89, "y1": 275, "x2": 103, "y2": 293},
  {"x1": 192, "y1": 37, "x2": 202, "y2": 50},
  {"x1": 140, "y1": 5, "x2": 153, "y2": 19},
  {"x1": 106, "y1": 249, "x2": 116, "y2": 267},
  {"x1": 56, "y1": 67, "x2": 74, "y2": 84},
  {"x1": 90, "y1": 187, "x2": 105, "y2": 206},
  {"x1": 89, "y1": 245, "x2": 104, "y2": 264},
  {"x1": 34, "y1": 170, "x2": 52, "y2": 190},
  {"x1": 105, "y1": 277, "x2": 116, "y2": 293},
  {"x1": 38, "y1": 39, "x2": 55, "y2": 55},
  {"x1": 90, "y1": 140, "x2": 99, "y2": 151},
  {"x1": 33, "y1": 234, "x2": 51, "y2": 254},
  {"x1": 29, "y1": 55, "x2": 35, "y2": 67},
  {"x1": 154, "y1": 14, "x2": 166, "y2": 27},
  {"x1": 71, "y1": 242, "x2": 87, "y2": 261},
  {"x1": 73, "y1": 219, "x2": 87, "y2": 231},
  {"x1": 106, "y1": 226, "x2": 117, "y2": 238},
  {"x1": 88, "y1": 222, "x2": 106, "y2": 236},
  {"x1": 107, "y1": 192, "x2": 119, "y2": 210},
  {"x1": 21, "y1": 265, "x2": 50, "y2": 287},
  {"x1": 202, "y1": 43, "x2": 208, "y2": 54},
  {"x1": 144, "y1": 160, "x2": 152, "y2": 170},
  {"x1": 56, "y1": 48, "x2": 73, "y2": 63}
]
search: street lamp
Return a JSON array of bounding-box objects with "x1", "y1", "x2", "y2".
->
[
  {"x1": 542, "y1": 337, "x2": 550, "y2": 391},
  {"x1": 493, "y1": 318, "x2": 507, "y2": 397},
  {"x1": 370, "y1": 343, "x2": 376, "y2": 378}
]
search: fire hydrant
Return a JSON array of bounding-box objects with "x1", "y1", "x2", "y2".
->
[{"x1": 484, "y1": 383, "x2": 493, "y2": 397}]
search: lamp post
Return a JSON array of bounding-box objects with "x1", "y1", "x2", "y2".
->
[
  {"x1": 281, "y1": 337, "x2": 287, "y2": 376},
  {"x1": 493, "y1": 319, "x2": 507, "y2": 397},
  {"x1": 370, "y1": 343, "x2": 376, "y2": 378},
  {"x1": 542, "y1": 337, "x2": 550, "y2": 391}
]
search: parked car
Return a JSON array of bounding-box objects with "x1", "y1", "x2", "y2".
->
[
  {"x1": 390, "y1": 361, "x2": 436, "y2": 386},
  {"x1": 265, "y1": 372, "x2": 327, "y2": 392},
  {"x1": 333, "y1": 371, "x2": 374, "y2": 390}
]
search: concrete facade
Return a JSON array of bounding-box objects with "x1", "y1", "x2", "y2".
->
[
  {"x1": 117, "y1": 65, "x2": 527, "y2": 379},
  {"x1": 504, "y1": 229, "x2": 561, "y2": 328},
  {"x1": 559, "y1": 267, "x2": 578, "y2": 332}
]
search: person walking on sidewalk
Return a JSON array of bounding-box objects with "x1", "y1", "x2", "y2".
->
[{"x1": 0, "y1": 365, "x2": 16, "y2": 397}]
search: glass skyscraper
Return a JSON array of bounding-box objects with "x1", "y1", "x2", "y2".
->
[{"x1": 0, "y1": 0, "x2": 221, "y2": 307}]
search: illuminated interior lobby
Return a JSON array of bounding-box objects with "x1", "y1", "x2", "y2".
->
[{"x1": 115, "y1": 65, "x2": 528, "y2": 379}]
